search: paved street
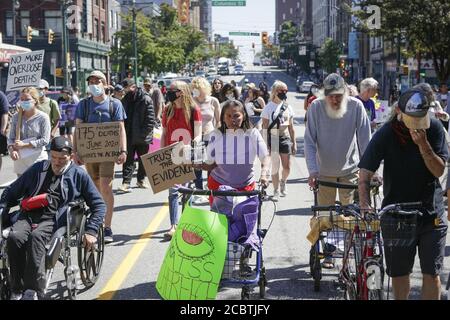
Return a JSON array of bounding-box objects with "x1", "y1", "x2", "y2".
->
[{"x1": 1, "y1": 66, "x2": 449, "y2": 300}]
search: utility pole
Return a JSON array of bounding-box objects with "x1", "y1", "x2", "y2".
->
[
  {"x1": 132, "y1": 0, "x2": 138, "y2": 84},
  {"x1": 62, "y1": 0, "x2": 70, "y2": 88}
]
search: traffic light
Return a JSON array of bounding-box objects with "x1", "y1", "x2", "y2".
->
[
  {"x1": 261, "y1": 31, "x2": 268, "y2": 46},
  {"x1": 48, "y1": 29, "x2": 55, "y2": 44},
  {"x1": 339, "y1": 58, "x2": 345, "y2": 70},
  {"x1": 27, "y1": 26, "x2": 33, "y2": 43}
]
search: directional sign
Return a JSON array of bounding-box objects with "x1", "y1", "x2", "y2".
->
[
  {"x1": 229, "y1": 32, "x2": 260, "y2": 36},
  {"x1": 212, "y1": 0, "x2": 246, "y2": 6}
]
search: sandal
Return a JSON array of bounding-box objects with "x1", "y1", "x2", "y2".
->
[{"x1": 322, "y1": 256, "x2": 335, "y2": 269}]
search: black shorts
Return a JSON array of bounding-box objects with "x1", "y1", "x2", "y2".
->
[
  {"x1": 278, "y1": 135, "x2": 292, "y2": 154},
  {"x1": 59, "y1": 126, "x2": 74, "y2": 136},
  {"x1": 382, "y1": 215, "x2": 447, "y2": 277}
]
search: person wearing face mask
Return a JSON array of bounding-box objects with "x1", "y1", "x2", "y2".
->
[
  {"x1": 220, "y1": 83, "x2": 240, "y2": 107},
  {"x1": 161, "y1": 81, "x2": 202, "y2": 240},
  {"x1": 37, "y1": 80, "x2": 61, "y2": 139},
  {"x1": 73, "y1": 70, "x2": 127, "y2": 244},
  {"x1": 189, "y1": 77, "x2": 221, "y2": 204},
  {"x1": 261, "y1": 80, "x2": 296, "y2": 202},
  {"x1": 117, "y1": 78, "x2": 155, "y2": 193},
  {"x1": 7, "y1": 87, "x2": 51, "y2": 177}
]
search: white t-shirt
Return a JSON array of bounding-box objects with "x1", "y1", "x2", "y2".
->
[{"x1": 261, "y1": 101, "x2": 294, "y2": 136}]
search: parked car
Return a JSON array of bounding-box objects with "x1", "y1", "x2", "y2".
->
[
  {"x1": 207, "y1": 66, "x2": 217, "y2": 74},
  {"x1": 218, "y1": 65, "x2": 229, "y2": 76},
  {"x1": 299, "y1": 81, "x2": 315, "y2": 93}
]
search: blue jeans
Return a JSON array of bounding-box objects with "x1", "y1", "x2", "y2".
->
[{"x1": 168, "y1": 187, "x2": 180, "y2": 226}]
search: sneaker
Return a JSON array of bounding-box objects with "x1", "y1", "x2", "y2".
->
[
  {"x1": 280, "y1": 180, "x2": 287, "y2": 197},
  {"x1": 164, "y1": 227, "x2": 176, "y2": 240},
  {"x1": 10, "y1": 292, "x2": 23, "y2": 300},
  {"x1": 118, "y1": 183, "x2": 132, "y2": 193},
  {"x1": 104, "y1": 227, "x2": 114, "y2": 244},
  {"x1": 272, "y1": 190, "x2": 279, "y2": 202},
  {"x1": 136, "y1": 180, "x2": 150, "y2": 189},
  {"x1": 21, "y1": 289, "x2": 38, "y2": 300}
]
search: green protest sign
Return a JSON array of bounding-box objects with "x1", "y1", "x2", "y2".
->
[{"x1": 156, "y1": 205, "x2": 228, "y2": 300}]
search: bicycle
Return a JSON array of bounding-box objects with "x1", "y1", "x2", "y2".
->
[{"x1": 311, "y1": 201, "x2": 422, "y2": 300}]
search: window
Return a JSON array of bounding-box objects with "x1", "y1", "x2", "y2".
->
[
  {"x1": 5, "y1": 11, "x2": 13, "y2": 37},
  {"x1": 109, "y1": 10, "x2": 112, "y2": 28},
  {"x1": 20, "y1": 11, "x2": 30, "y2": 37},
  {"x1": 101, "y1": 21, "x2": 105, "y2": 42},
  {"x1": 45, "y1": 11, "x2": 63, "y2": 34},
  {"x1": 297, "y1": 2, "x2": 300, "y2": 8},
  {"x1": 95, "y1": 0, "x2": 99, "y2": 6},
  {"x1": 283, "y1": 13, "x2": 286, "y2": 20},
  {"x1": 101, "y1": 0, "x2": 105, "y2": 9},
  {"x1": 94, "y1": 18, "x2": 98, "y2": 41},
  {"x1": 290, "y1": 8, "x2": 293, "y2": 15}
]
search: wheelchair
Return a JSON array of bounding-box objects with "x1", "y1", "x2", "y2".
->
[{"x1": 0, "y1": 199, "x2": 105, "y2": 300}]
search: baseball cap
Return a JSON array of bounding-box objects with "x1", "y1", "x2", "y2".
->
[
  {"x1": 398, "y1": 89, "x2": 430, "y2": 130},
  {"x1": 38, "y1": 79, "x2": 49, "y2": 89},
  {"x1": 86, "y1": 70, "x2": 107, "y2": 83},
  {"x1": 50, "y1": 136, "x2": 73, "y2": 153},
  {"x1": 323, "y1": 73, "x2": 346, "y2": 96},
  {"x1": 144, "y1": 78, "x2": 152, "y2": 85},
  {"x1": 121, "y1": 78, "x2": 135, "y2": 88},
  {"x1": 114, "y1": 84, "x2": 124, "y2": 92}
]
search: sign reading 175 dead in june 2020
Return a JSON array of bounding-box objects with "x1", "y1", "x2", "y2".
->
[
  {"x1": 6, "y1": 50, "x2": 45, "y2": 92},
  {"x1": 76, "y1": 122, "x2": 121, "y2": 163},
  {"x1": 141, "y1": 142, "x2": 195, "y2": 194}
]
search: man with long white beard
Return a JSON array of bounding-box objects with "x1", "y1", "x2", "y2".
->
[{"x1": 304, "y1": 73, "x2": 372, "y2": 206}]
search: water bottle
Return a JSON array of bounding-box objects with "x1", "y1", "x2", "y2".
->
[{"x1": 66, "y1": 265, "x2": 81, "y2": 290}]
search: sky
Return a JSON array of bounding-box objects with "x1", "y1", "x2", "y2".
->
[{"x1": 211, "y1": 0, "x2": 275, "y2": 64}]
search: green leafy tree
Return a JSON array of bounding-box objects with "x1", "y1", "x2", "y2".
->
[
  {"x1": 318, "y1": 38, "x2": 342, "y2": 74},
  {"x1": 353, "y1": 0, "x2": 450, "y2": 83}
]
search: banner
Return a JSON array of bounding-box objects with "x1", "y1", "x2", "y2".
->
[
  {"x1": 141, "y1": 142, "x2": 195, "y2": 194},
  {"x1": 156, "y1": 205, "x2": 228, "y2": 300},
  {"x1": 6, "y1": 50, "x2": 44, "y2": 92},
  {"x1": 76, "y1": 122, "x2": 121, "y2": 163}
]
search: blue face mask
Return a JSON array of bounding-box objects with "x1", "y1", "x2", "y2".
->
[
  {"x1": 89, "y1": 84, "x2": 104, "y2": 97},
  {"x1": 20, "y1": 100, "x2": 34, "y2": 111}
]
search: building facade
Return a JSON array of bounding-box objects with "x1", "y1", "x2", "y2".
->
[{"x1": 0, "y1": 0, "x2": 112, "y2": 93}]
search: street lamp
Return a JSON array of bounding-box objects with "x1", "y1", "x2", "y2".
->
[{"x1": 12, "y1": 0, "x2": 20, "y2": 45}]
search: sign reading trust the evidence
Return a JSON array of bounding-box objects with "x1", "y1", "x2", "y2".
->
[
  {"x1": 6, "y1": 50, "x2": 45, "y2": 92},
  {"x1": 76, "y1": 122, "x2": 121, "y2": 163},
  {"x1": 142, "y1": 142, "x2": 195, "y2": 194}
]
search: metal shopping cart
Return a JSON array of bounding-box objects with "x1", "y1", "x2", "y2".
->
[{"x1": 178, "y1": 185, "x2": 276, "y2": 300}]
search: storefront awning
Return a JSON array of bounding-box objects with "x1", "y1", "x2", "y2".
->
[{"x1": 0, "y1": 43, "x2": 31, "y2": 63}]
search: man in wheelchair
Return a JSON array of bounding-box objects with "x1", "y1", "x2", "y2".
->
[{"x1": 0, "y1": 136, "x2": 105, "y2": 300}]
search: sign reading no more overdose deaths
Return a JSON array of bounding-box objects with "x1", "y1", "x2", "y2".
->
[
  {"x1": 76, "y1": 122, "x2": 121, "y2": 163},
  {"x1": 141, "y1": 142, "x2": 196, "y2": 194},
  {"x1": 6, "y1": 50, "x2": 45, "y2": 92}
]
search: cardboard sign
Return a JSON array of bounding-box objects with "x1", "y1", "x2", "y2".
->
[
  {"x1": 76, "y1": 122, "x2": 121, "y2": 163},
  {"x1": 375, "y1": 100, "x2": 391, "y2": 124},
  {"x1": 141, "y1": 142, "x2": 195, "y2": 194},
  {"x1": 6, "y1": 50, "x2": 44, "y2": 92}
]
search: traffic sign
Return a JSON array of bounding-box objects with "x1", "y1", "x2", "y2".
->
[
  {"x1": 212, "y1": 1, "x2": 246, "y2": 6},
  {"x1": 229, "y1": 32, "x2": 259, "y2": 36}
]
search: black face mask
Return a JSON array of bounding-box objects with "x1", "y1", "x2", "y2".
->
[
  {"x1": 277, "y1": 92, "x2": 287, "y2": 101},
  {"x1": 167, "y1": 90, "x2": 179, "y2": 103}
]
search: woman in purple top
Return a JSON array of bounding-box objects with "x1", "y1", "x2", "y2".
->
[{"x1": 194, "y1": 100, "x2": 270, "y2": 196}]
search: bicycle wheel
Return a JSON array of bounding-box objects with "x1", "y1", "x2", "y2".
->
[
  {"x1": 309, "y1": 245, "x2": 322, "y2": 292},
  {"x1": 368, "y1": 289, "x2": 383, "y2": 300}
]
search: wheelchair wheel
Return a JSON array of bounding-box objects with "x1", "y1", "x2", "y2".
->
[
  {"x1": 258, "y1": 267, "x2": 267, "y2": 299},
  {"x1": 77, "y1": 214, "x2": 105, "y2": 288},
  {"x1": 0, "y1": 268, "x2": 11, "y2": 300},
  {"x1": 309, "y1": 246, "x2": 322, "y2": 292}
]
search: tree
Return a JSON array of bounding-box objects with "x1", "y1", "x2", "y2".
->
[
  {"x1": 354, "y1": 0, "x2": 450, "y2": 83},
  {"x1": 318, "y1": 38, "x2": 342, "y2": 74}
]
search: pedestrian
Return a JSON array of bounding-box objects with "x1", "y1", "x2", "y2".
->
[
  {"x1": 7, "y1": 87, "x2": 51, "y2": 177},
  {"x1": 259, "y1": 82, "x2": 270, "y2": 104},
  {"x1": 161, "y1": 80, "x2": 202, "y2": 240},
  {"x1": 304, "y1": 73, "x2": 371, "y2": 206},
  {"x1": 144, "y1": 78, "x2": 164, "y2": 125},
  {"x1": 220, "y1": 83, "x2": 240, "y2": 106},
  {"x1": 57, "y1": 87, "x2": 78, "y2": 144},
  {"x1": 118, "y1": 78, "x2": 155, "y2": 193},
  {"x1": 240, "y1": 78, "x2": 250, "y2": 101},
  {"x1": 73, "y1": 70, "x2": 128, "y2": 244},
  {"x1": 359, "y1": 89, "x2": 448, "y2": 300},
  {"x1": 112, "y1": 84, "x2": 125, "y2": 100},
  {"x1": 0, "y1": 90, "x2": 10, "y2": 171},
  {"x1": 244, "y1": 83, "x2": 265, "y2": 128},
  {"x1": 303, "y1": 84, "x2": 320, "y2": 123},
  {"x1": 37, "y1": 80, "x2": 61, "y2": 139},
  {"x1": 347, "y1": 84, "x2": 359, "y2": 97},
  {"x1": 357, "y1": 77, "x2": 379, "y2": 131},
  {"x1": 190, "y1": 76, "x2": 221, "y2": 203},
  {"x1": 211, "y1": 78, "x2": 224, "y2": 102},
  {"x1": 413, "y1": 83, "x2": 449, "y2": 124},
  {"x1": 261, "y1": 80, "x2": 296, "y2": 202}
]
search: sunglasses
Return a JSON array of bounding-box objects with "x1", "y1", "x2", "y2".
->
[{"x1": 278, "y1": 89, "x2": 288, "y2": 93}]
